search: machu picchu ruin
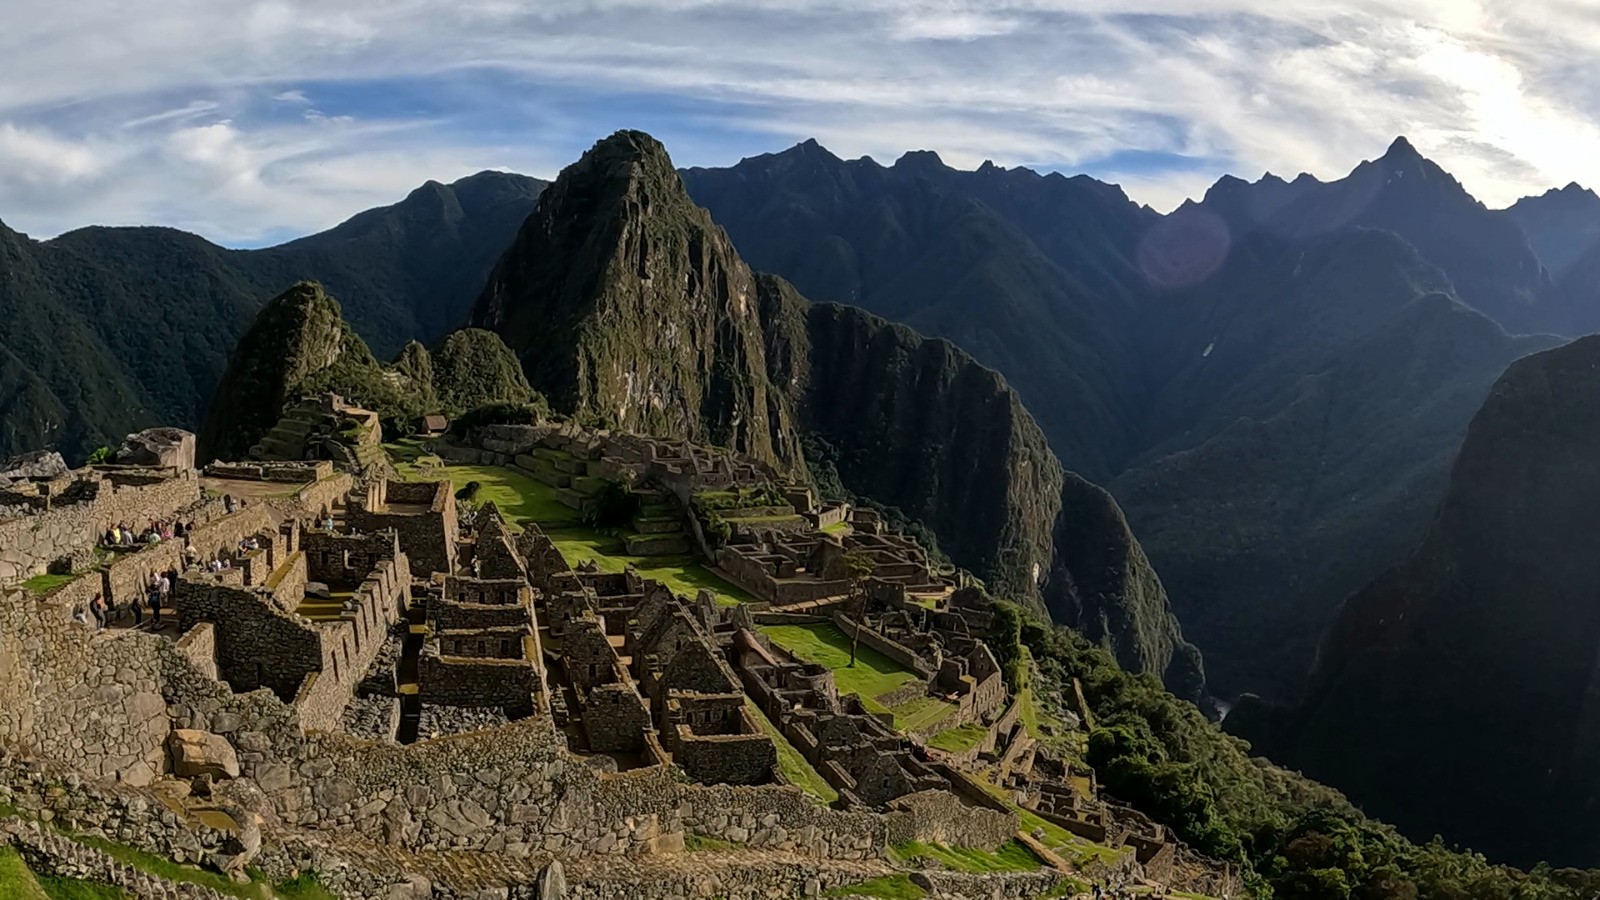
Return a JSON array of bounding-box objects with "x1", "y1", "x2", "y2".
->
[{"x1": 0, "y1": 396, "x2": 1242, "y2": 898}]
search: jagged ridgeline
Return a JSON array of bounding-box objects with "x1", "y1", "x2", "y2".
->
[
  {"x1": 198, "y1": 281, "x2": 533, "y2": 461},
  {"x1": 470, "y1": 130, "x2": 1204, "y2": 699}
]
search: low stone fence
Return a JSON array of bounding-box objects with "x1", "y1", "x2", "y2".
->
[
  {"x1": 289, "y1": 473, "x2": 356, "y2": 521},
  {"x1": 883, "y1": 789, "x2": 1016, "y2": 851},
  {"x1": 4, "y1": 815, "x2": 233, "y2": 899},
  {"x1": 831, "y1": 612, "x2": 934, "y2": 678},
  {"x1": 912, "y1": 869, "x2": 1074, "y2": 899}
]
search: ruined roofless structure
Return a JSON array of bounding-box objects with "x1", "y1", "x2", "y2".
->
[{"x1": 0, "y1": 419, "x2": 1235, "y2": 898}]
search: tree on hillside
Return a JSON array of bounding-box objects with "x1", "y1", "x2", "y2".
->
[{"x1": 826, "y1": 550, "x2": 876, "y2": 666}]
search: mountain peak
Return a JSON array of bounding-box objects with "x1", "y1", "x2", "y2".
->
[
  {"x1": 1383, "y1": 135, "x2": 1421, "y2": 161},
  {"x1": 894, "y1": 149, "x2": 947, "y2": 172}
]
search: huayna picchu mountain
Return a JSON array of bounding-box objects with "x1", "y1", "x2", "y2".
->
[
  {"x1": 1230, "y1": 334, "x2": 1600, "y2": 867},
  {"x1": 0, "y1": 171, "x2": 544, "y2": 462},
  {"x1": 472, "y1": 130, "x2": 1205, "y2": 699}
]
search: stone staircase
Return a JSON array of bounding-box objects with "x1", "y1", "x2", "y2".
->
[
  {"x1": 2, "y1": 816, "x2": 231, "y2": 900},
  {"x1": 624, "y1": 492, "x2": 690, "y2": 556}
]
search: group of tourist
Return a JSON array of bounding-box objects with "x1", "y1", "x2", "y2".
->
[
  {"x1": 102, "y1": 518, "x2": 190, "y2": 548},
  {"x1": 75, "y1": 566, "x2": 181, "y2": 631}
]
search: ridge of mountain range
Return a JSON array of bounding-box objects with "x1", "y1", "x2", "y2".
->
[{"x1": 6, "y1": 135, "x2": 1600, "y2": 704}]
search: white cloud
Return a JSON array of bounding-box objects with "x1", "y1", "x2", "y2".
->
[{"x1": 4, "y1": 0, "x2": 1600, "y2": 237}]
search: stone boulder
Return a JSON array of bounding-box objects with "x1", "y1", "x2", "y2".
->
[
  {"x1": 169, "y1": 729, "x2": 240, "y2": 780},
  {"x1": 118, "y1": 427, "x2": 197, "y2": 473},
  {"x1": 0, "y1": 450, "x2": 68, "y2": 480}
]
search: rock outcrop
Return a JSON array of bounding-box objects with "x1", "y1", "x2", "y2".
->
[
  {"x1": 1240, "y1": 334, "x2": 1600, "y2": 865},
  {"x1": 0, "y1": 450, "x2": 68, "y2": 481},
  {"x1": 168, "y1": 729, "x2": 240, "y2": 780},
  {"x1": 471, "y1": 131, "x2": 1203, "y2": 698},
  {"x1": 116, "y1": 427, "x2": 197, "y2": 473}
]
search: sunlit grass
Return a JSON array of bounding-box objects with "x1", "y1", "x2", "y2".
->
[
  {"x1": 746, "y1": 699, "x2": 838, "y2": 804},
  {"x1": 759, "y1": 623, "x2": 921, "y2": 706}
]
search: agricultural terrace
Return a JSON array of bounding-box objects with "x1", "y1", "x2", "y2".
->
[
  {"x1": 757, "y1": 622, "x2": 956, "y2": 729},
  {"x1": 387, "y1": 444, "x2": 759, "y2": 606}
]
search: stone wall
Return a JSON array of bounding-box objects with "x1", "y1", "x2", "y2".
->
[
  {"x1": 0, "y1": 586, "x2": 173, "y2": 786},
  {"x1": 883, "y1": 789, "x2": 1016, "y2": 851},
  {"x1": 177, "y1": 551, "x2": 408, "y2": 732},
  {"x1": 290, "y1": 473, "x2": 357, "y2": 523},
  {"x1": 106, "y1": 505, "x2": 273, "y2": 606},
  {"x1": 4, "y1": 815, "x2": 233, "y2": 900},
  {"x1": 174, "y1": 623, "x2": 219, "y2": 681},
  {"x1": 673, "y1": 726, "x2": 777, "y2": 786},
  {"x1": 831, "y1": 612, "x2": 935, "y2": 678},
  {"x1": 419, "y1": 655, "x2": 540, "y2": 710},
  {"x1": 0, "y1": 471, "x2": 201, "y2": 585},
  {"x1": 350, "y1": 478, "x2": 457, "y2": 577},
  {"x1": 912, "y1": 869, "x2": 1074, "y2": 900}
]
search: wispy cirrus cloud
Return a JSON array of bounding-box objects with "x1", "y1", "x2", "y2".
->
[{"x1": 3, "y1": 0, "x2": 1600, "y2": 243}]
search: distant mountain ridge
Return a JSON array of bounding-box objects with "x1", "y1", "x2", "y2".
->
[
  {"x1": 683, "y1": 136, "x2": 1570, "y2": 699},
  {"x1": 0, "y1": 171, "x2": 545, "y2": 460}
]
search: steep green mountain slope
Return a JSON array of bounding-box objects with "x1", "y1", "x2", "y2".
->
[
  {"x1": 685, "y1": 140, "x2": 1551, "y2": 698},
  {"x1": 1009, "y1": 608, "x2": 1600, "y2": 896},
  {"x1": 1114, "y1": 230, "x2": 1560, "y2": 692},
  {"x1": 472, "y1": 130, "x2": 1203, "y2": 698},
  {"x1": 682, "y1": 143, "x2": 1147, "y2": 482},
  {"x1": 472, "y1": 132, "x2": 801, "y2": 470},
  {"x1": 0, "y1": 172, "x2": 544, "y2": 461},
  {"x1": 1233, "y1": 335, "x2": 1600, "y2": 866},
  {"x1": 199, "y1": 282, "x2": 533, "y2": 461},
  {"x1": 429, "y1": 328, "x2": 536, "y2": 414}
]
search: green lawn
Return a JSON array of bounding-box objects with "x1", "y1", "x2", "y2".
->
[
  {"x1": 71, "y1": 834, "x2": 272, "y2": 899},
  {"x1": 822, "y1": 874, "x2": 924, "y2": 899},
  {"x1": 409, "y1": 462, "x2": 579, "y2": 529},
  {"x1": 746, "y1": 700, "x2": 839, "y2": 804},
  {"x1": 927, "y1": 722, "x2": 988, "y2": 754},
  {"x1": 20, "y1": 573, "x2": 78, "y2": 595},
  {"x1": 0, "y1": 847, "x2": 53, "y2": 900},
  {"x1": 890, "y1": 839, "x2": 1042, "y2": 873},
  {"x1": 759, "y1": 623, "x2": 922, "y2": 708},
  {"x1": 887, "y1": 696, "x2": 956, "y2": 733},
  {"x1": 389, "y1": 453, "x2": 761, "y2": 606},
  {"x1": 545, "y1": 527, "x2": 758, "y2": 607}
]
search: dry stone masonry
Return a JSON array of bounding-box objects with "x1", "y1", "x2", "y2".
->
[{"x1": 0, "y1": 423, "x2": 1238, "y2": 898}]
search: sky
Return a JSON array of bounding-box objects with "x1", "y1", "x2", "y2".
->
[{"x1": 5, "y1": 0, "x2": 1600, "y2": 247}]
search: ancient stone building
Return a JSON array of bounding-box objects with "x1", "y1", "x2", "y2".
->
[{"x1": 348, "y1": 477, "x2": 458, "y2": 575}]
